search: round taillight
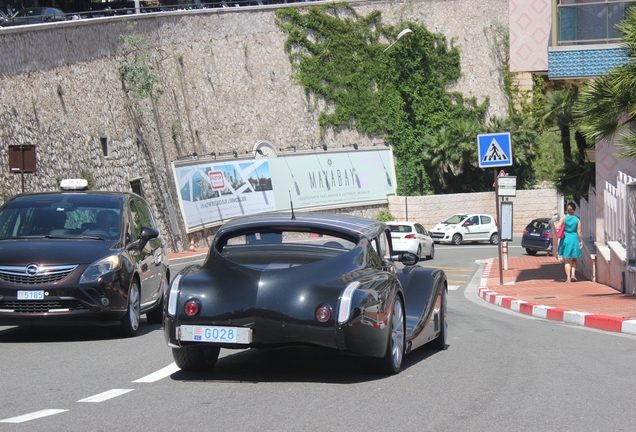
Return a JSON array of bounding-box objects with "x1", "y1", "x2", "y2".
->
[
  {"x1": 184, "y1": 299, "x2": 199, "y2": 316},
  {"x1": 315, "y1": 305, "x2": 331, "y2": 323}
]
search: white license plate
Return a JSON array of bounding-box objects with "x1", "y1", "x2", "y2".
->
[
  {"x1": 17, "y1": 290, "x2": 44, "y2": 300},
  {"x1": 178, "y1": 325, "x2": 252, "y2": 344},
  {"x1": 530, "y1": 233, "x2": 540, "y2": 236}
]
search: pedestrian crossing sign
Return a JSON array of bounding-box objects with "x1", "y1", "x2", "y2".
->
[{"x1": 477, "y1": 132, "x2": 512, "y2": 168}]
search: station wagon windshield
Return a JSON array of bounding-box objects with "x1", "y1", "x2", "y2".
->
[{"x1": 0, "y1": 194, "x2": 122, "y2": 240}]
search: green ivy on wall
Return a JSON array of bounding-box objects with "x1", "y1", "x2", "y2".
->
[
  {"x1": 119, "y1": 23, "x2": 163, "y2": 102},
  {"x1": 275, "y1": 4, "x2": 489, "y2": 195}
]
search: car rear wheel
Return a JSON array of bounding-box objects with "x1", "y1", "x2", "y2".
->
[
  {"x1": 375, "y1": 296, "x2": 405, "y2": 375},
  {"x1": 117, "y1": 280, "x2": 140, "y2": 338},
  {"x1": 525, "y1": 248, "x2": 538, "y2": 256},
  {"x1": 416, "y1": 245, "x2": 422, "y2": 259},
  {"x1": 172, "y1": 346, "x2": 220, "y2": 371},
  {"x1": 429, "y1": 288, "x2": 447, "y2": 350},
  {"x1": 426, "y1": 243, "x2": 435, "y2": 260},
  {"x1": 451, "y1": 233, "x2": 462, "y2": 245},
  {"x1": 490, "y1": 233, "x2": 499, "y2": 245}
]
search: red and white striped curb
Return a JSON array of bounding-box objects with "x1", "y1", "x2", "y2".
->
[{"x1": 478, "y1": 261, "x2": 636, "y2": 336}]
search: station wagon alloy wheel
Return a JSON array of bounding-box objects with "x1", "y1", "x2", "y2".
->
[{"x1": 118, "y1": 281, "x2": 140, "y2": 337}]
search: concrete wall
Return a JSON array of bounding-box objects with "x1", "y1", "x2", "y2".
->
[
  {"x1": 0, "y1": 0, "x2": 509, "y2": 252},
  {"x1": 388, "y1": 188, "x2": 558, "y2": 234}
]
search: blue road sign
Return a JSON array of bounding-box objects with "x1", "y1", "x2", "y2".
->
[{"x1": 477, "y1": 132, "x2": 512, "y2": 168}]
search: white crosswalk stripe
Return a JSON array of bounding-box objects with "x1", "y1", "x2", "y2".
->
[{"x1": 0, "y1": 409, "x2": 68, "y2": 423}]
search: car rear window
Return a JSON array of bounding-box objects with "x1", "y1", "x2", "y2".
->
[
  {"x1": 529, "y1": 220, "x2": 550, "y2": 230},
  {"x1": 225, "y1": 231, "x2": 355, "y2": 249},
  {"x1": 220, "y1": 230, "x2": 357, "y2": 269},
  {"x1": 389, "y1": 225, "x2": 413, "y2": 233}
]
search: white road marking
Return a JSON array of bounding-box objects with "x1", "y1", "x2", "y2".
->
[
  {"x1": 77, "y1": 389, "x2": 134, "y2": 403},
  {"x1": 133, "y1": 362, "x2": 180, "y2": 383},
  {"x1": 0, "y1": 409, "x2": 68, "y2": 423},
  {"x1": 448, "y1": 285, "x2": 460, "y2": 291}
]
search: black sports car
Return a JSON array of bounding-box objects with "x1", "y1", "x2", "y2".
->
[{"x1": 164, "y1": 212, "x2": 448, "y2": 374}]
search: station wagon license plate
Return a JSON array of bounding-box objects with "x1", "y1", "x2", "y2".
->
[
  {"x1": 178, "y1": 325, "x2": 252, "y2": 344},
  {"x1": 17, "y1": 290, "x2": 44, "y2": 300}
]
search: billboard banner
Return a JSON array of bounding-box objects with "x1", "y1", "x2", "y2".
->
[{"x1": 173, "y1": 148, "x2": 396, "y2": 232}]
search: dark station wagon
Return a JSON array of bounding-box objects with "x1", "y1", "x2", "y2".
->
[{"x1": 0, "y1": 179, "x2": 169, "y2": 336}]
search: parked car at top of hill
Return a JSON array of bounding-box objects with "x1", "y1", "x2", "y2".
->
[
  {"x1": 429, "y1": 213, "x2": 498, "y2": 245},
  {"x1": 0, "y1": 7, "x2": 66, "y2": 27},
  {"x1": 387, "y1": 221, "x2": 434, "y2": 260},
  {"x1": 521, "y1": 217, "x2": 553, "y2": 256},
  {"x1": 164, "y1": 212, "x2": 448, "y2": 375}
]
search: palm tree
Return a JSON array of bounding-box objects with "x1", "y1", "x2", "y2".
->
[
  {"x1": 574, "y1": 6, "x2": 636, "y2": 159},
  {"x1": 538, "y1": 88, "x2": 578, "y2": 163}
]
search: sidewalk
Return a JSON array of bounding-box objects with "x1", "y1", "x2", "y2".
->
[
  {"x1": 478, "y1": 256, "x2": 636, "y2": 335},
  {"x1": 168, "y1": 248, "x2": 209, "y2": 263}
]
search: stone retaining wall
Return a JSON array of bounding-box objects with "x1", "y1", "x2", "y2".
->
[{"x1": 0, "y1": 0, "x2": 508, "y2": 251}]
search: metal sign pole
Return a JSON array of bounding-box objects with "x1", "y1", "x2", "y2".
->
[
  {"x1": 20, "y1": 145, "x2": 25, "y2": 193},
  {"x1": 495, "y1": 169, "x2": 502, "y2": 285}
]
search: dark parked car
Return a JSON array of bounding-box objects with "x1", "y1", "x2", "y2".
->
[
  {"x1": 165, "y1": 212, "x2": 448, "y2": 375},
  {"x1": 1, "y1": 7, "x2": 66, "y2": 27},
  {"x1": 521, "y1": 217, "x2": 553, "y2": 255},
  {"x1": 0, "y1": 179, "x2": 169, "y2": 337}
]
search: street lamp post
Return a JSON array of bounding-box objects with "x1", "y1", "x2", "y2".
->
[
  {"x1": 403, "y1": 164, "x2": 408, "y2": 221},
  {"x1": 384, "y1": 29, "x2": 413, "y2": 52},
  {"x1": 384, "y1": 28, "x2": 412, "y2": 222}
]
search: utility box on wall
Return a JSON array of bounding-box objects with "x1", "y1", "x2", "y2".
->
[{"x1": 9, "y1": 145, "x2": 37, "y2": 173}]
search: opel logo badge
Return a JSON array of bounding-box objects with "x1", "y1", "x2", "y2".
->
[{"x1": 26, "y1": 264, "x2": 39, "y2": 277}]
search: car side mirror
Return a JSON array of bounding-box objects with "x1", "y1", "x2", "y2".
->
[
  {"x1": 129, "y1": 226, "x2": 159, "y2": 250},
  {"x1": 391, "y1": 252, "x2": 419, "y2": 266}
]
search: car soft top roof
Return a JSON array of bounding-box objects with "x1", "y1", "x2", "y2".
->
[{"x1": 215, "y1": 211, "x2": 386, "y2": 242}]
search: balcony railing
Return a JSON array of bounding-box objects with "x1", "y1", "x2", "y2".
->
[{"x1": 555, "y1": 0, "x2": 636, "y2": 45}]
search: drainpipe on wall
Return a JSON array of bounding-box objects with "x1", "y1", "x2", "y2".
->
[{"x1": 551, "y1": 0, "x2": 558, "y2": 48}]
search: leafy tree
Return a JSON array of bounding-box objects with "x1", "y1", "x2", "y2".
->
[
  {"x1": 376, "y1": 210, "x2": 394, "y2": 222},
  {"x1": 538, "y1": 89, "x2": 577, "y2": 163},
  {"x1": 276, "y1": 4, "x2": 489, "y2": 195},
  {"x1": 574, "y1": 6, "x2": 636, "y2": 159}
]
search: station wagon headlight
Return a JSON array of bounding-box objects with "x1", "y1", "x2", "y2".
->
[{"x1": 79, "y1": 255, "x2": 121, "y2": 284}]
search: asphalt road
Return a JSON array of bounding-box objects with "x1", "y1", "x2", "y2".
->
[{"x1": 1, "y1": 240, "x2": 635, "y2": 431}]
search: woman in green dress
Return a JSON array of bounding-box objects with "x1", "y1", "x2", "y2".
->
[{"x1": 555, "y1": 202, "x2": 583, "y2": 282}]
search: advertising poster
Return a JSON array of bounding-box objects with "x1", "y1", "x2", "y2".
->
[{"x1": 173, "y1": 148, "x2": 396, "y2": 232}]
